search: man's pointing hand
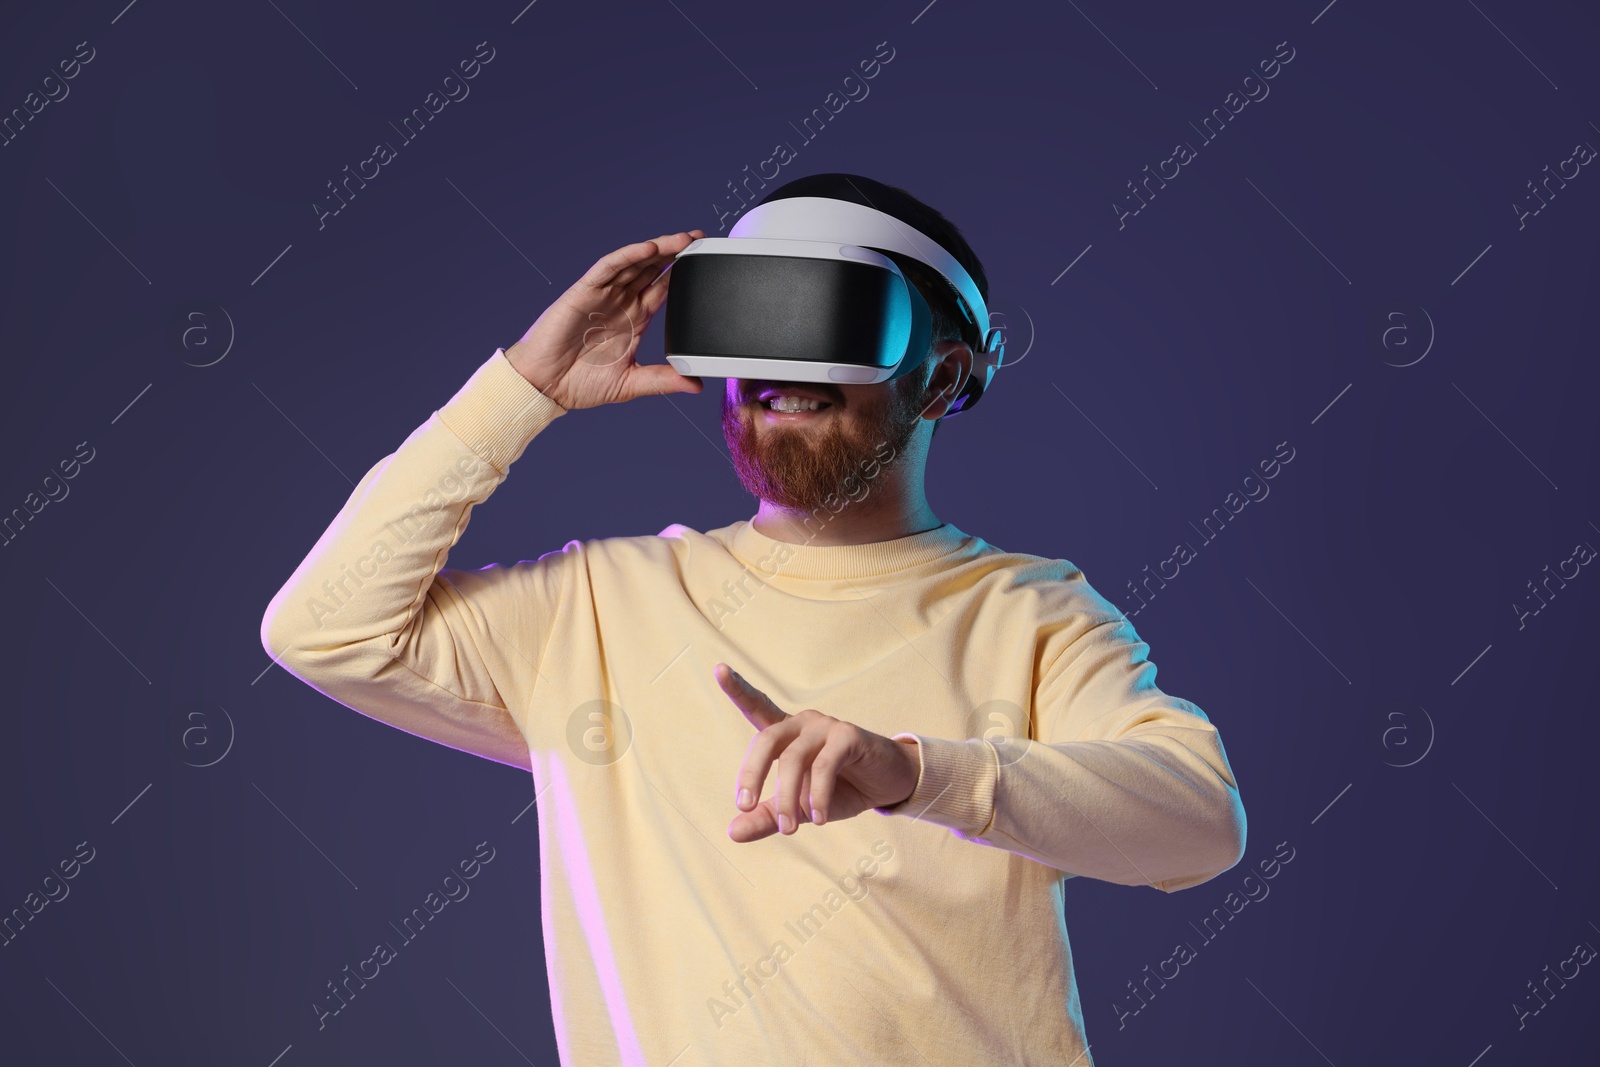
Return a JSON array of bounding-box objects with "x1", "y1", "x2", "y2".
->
[{"x1": 714, "y1": 663, "x2": 921, "y2": 843}]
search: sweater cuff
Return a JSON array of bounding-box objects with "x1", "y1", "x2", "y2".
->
[
  {"x1": 436, "y1": 347, "x2": 568, "y2": 473},
  {"x1": 874, "y1": 734, "x2": 997, "y2": 835}
]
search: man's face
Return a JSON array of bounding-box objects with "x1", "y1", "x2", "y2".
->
[{"x1": 720, "y1": 363, "x2": 933, "y2": 512}]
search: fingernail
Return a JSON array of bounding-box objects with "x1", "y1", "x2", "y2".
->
[
  {"x1": 737, "y1": 788, "x2": 752, "y2": 808},
  {"x1": 778, "y1": 813, "x2": 792, "y2": 834},
  {"x1": 811, "y1": 806, "x2": 821, "y2": 825}
]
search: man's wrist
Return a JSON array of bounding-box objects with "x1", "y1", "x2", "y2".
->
[
  {"x1": 873, "y1": 735, "x2": 924, "y2": 815},
  {"x1": 873, "y1": 734, "x2": 998, "y2": 834},
  {"x1": 893, "y1": 736, "x2": 921, "y2": 806},
  {"x1": 437, "y1": 350, "x2": 568, "y2": 473},
  {"x1": 502, "y1": 341, "x2": 566, "y2": 406}
]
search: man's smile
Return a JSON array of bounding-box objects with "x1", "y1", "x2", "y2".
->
[
  {"x1": 759, "y1": 400, "x2": 834, "y2": 422},
  {"x1": 747, "y1": 383, "x2": 840, "y2": 421}
]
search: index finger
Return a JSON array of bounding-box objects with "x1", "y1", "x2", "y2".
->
[
  {"x1": 630, "y1": 229, "x2": 705, "y2": 293},
  {"x1": 714, "y1": 663, "x2": 788, "y2": 730},
  {"x1": 586, "y1": 231, "x2": 699, "y2": 290}
]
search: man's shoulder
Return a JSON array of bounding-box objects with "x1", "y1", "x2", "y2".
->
[
  {"x1": 959, "y1": 531, "x2": 1085, "y2": 588},
  {"x1": 548, "y1": 521, "x2": 733, "y2": 568},
  {"x1": 961, "y1": 534, "x2": 1126, "y2": 628}
]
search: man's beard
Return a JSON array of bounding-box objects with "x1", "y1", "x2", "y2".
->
[{"x1": 720, "y1": 367, "x2": 930, "y2": 513}]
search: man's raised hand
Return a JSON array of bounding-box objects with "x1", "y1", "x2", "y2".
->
[{"x1": 504, "y1": 230, "x2": 706, "y2": 411}]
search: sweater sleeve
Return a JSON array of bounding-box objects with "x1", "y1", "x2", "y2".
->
[
  {"x1": 875, "y1": 615, "x2": 1247, "y2": 892},
  {"x1": 259, "y1": 348, "x2": 574, "y2": 771}
]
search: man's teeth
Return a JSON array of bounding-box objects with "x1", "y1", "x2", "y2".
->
[{"x1": 766, "y1": 396, "x2": 827, "y2": 412}]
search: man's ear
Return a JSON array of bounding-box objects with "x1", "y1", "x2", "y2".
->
[{"x1": 922, "y1": 340, "x2": 974, "y2": 420}]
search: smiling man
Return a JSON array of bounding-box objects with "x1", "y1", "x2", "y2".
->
[{"x1": 261, "y1": 173, "x2": 1246, "y2": 1066}]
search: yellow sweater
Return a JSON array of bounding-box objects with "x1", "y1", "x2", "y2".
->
[{"x1": 261, "y1": 347, "x2": 1247, "y2": 1066}]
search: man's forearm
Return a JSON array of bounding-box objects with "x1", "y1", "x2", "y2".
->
[
  {"x1": 261, "y1": 352, "x2": 560, "y2": 662},
  {"x1": 257, "y1": 348, "x2": 569, "y2": 766},
  {"x1": 879, "y1": 712, "x2": 1246, "y2": 892}
]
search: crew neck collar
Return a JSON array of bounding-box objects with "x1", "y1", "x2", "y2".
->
[{"x1": 727, "y1": 518, "x2": 976, "y2": 582}]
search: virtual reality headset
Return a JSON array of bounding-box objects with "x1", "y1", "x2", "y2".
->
[{"x1": 662, "y1": 196, "x2": 1006, "y2": 417}]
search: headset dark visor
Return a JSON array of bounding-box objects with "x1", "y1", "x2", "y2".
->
[{"x1": 664, "y1": 244, "x2": 925, "y2": 383}]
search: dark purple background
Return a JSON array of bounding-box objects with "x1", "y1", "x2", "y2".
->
[{"x1": 2, "y1": 0, "x2": 1596, "y2": 1063}]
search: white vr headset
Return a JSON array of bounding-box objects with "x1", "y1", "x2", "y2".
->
[{"x1": 662, "y1": 196, "x2": 1006, "y2": 416}]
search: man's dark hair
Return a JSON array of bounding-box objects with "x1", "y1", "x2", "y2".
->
[{"x1": 751, "y1": 174, "x2": 989, "y2": 439}]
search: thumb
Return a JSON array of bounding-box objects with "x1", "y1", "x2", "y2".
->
[{"x1": 624, "y1": 364, "x2": 703, "y2": 401}]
